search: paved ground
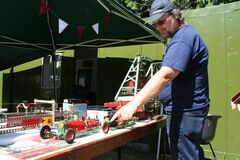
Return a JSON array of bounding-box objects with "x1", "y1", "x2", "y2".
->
[
  {"x1": 94, "y1": 149, "x2": 156, "y2": 160},
  {"x1": 93, "y1": 142, "x2": 213, "y2": 160},
  {"x1": 93, "y1": 142, "x2": 171, "y2": 160}
]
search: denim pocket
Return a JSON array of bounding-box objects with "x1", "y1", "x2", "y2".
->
[
  {"x1": 183, "y1": 115, "x2": 205, "y2": 139},
  {"x1": 183, "y1": 109, "x2": 208, "y2": 139}
]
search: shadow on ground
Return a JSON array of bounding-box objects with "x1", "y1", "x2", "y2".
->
[
  {"x1": 93, "y1": 142, "x2": 170, "y2": 160},
  {"x1": 93, "y1": 142, "x2": 214, "y2": 160}
]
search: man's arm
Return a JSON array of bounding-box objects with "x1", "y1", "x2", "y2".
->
[{"x1": 110, "y1": 66, "x2": 180, "y2": 121}]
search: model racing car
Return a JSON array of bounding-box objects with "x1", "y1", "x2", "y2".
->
[{"x1": 40, "y1": 112, "x2": 109, "y2": 143}]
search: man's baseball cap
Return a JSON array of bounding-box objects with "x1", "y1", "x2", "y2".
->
[{"x1": 148, "y1": 0, "x2": 175, "y2": 22}]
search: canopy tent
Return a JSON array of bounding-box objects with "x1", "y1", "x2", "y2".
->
[{"x1": 0, "y1": 0, "x2": 165, "y2": 71}]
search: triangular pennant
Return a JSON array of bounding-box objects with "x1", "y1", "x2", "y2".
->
[
  {"x1": 105, "y1": 15, "x2": 110, "y2": 24},
  {"x1": 92, "y1": 23, "x2": 99, "y2": 34},
  {"x1": 59, "y1": 19, "x2": 68, "y2": 34},
  {"x1": 39, "y1": 0, "x2": 50, "y2": 15},
  {"x1": 76, "y1": 27, "x2": 85, "y2": 36}
]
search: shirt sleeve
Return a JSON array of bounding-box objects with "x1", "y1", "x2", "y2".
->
[{"x1": 162, "y1": 41, "x2": 192, "y2": 72}]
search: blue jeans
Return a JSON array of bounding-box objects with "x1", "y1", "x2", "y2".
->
[{"x1": 166, "y1": 107, "x2": 209, "y2": 160}]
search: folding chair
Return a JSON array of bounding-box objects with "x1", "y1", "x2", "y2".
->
[{"x1": 200, "y1": 114, "x2": 221, "y2": 160}]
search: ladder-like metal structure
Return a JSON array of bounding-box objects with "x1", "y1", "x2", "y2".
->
[
  {"x1": 114, "y1": 54, "x2": 149, "y2": 101},
  {"x1": 146, "y1": 61, "x2": 162, "y2": 77}
]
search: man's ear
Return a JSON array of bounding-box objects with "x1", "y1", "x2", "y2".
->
[{"x1": 175, "y1": 14, "x2": 182, "y2": 23}]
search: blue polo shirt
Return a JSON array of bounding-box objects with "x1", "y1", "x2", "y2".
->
[{"x1": 159, "y1": 24, "x2": 210, "y2": 112}]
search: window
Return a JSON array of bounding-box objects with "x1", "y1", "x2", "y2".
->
[{"x1": 41, "y1": 54, "x2": 62, "y2": 88}]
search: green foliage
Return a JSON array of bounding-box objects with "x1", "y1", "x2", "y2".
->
[
  {"x1": 172, "y1": 0, "x2": 240, "y2": 9},
  {"x1": 118, "y1": 0, "x2": 240, "y2": 17},
  {"x1": 118, "y1": 0, "x2": 153, "y2": 17}
]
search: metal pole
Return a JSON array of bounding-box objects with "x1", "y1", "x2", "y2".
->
[
  {"x1": 9, "y1": 67, "x2": 14, "y2": 112},
  {"x1": 156, "y1": 104, "x2": 164, "y2": 160},
  {"x1": 156, "y1": 42, "x2": 167, "y2": 160},
  {"x1": 52, "y1": 54, "x2": 57, "y2": 123},
  {"x1": 51, "y1": 54, "x2": 57, "y2": 102},
  {"x1": 118, "y1": 147, "x2": 122, "y2": 160}
]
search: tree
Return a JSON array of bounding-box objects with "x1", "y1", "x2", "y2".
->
[
  {"x1": 118, "y1": 0, "x2": 240, "y2": 18},
  {"x1": 118, "y1": 0, "x2": 153, "y2": 17}
]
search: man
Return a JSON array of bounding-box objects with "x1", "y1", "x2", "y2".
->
[
  {"x1": 111, "y1": 0, "x2": 210, "y2": 159},
  {"x1": 231, "y1": 91, "x2": 240, "y2": 111},
  {"x1": 231, "y1": 101, "x2": 240, "y2": 111}
]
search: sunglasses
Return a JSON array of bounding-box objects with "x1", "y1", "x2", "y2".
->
[
  {"x1": 152, "y1": 13, "x2": 170, "y2": 27},
  {"x1": 152, "y1": 20, "x2": 166, "y2": 27}
]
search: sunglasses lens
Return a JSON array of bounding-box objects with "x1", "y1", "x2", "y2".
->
[{"x1": 153, "y1": 21, "x2": 164, "y2": 27}]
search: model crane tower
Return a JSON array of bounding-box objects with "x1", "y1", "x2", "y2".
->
[{"x1": 104, "y1": 53, "x2": 162, "y2": 119}]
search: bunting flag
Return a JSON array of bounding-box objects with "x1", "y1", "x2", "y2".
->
[
  {"x1": 105, "y1": 15, "x2": 110, "y2": 24},
  {"x1": 59, "y1": 19, "x2": 68, "y2": 34},
  {"x1": 92, "y1": 23, "x2": 99, "y2": 34},
  {"x1": 76, "y1": 27, "x2": 86, "y2": 36},
  {"x1": 39, "y1": 1, "x2": 110, "y2": 36},
  {"x1": 39, "y1": 0, "x2": 50, "y2": 15}
]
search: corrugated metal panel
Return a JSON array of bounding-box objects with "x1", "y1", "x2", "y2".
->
[
  {"x1": 225, "y1": 7, "x2": 240, "y2": 159},
  {"x1": 179, "y1": 2, "x2": 240, "y2": 159}
]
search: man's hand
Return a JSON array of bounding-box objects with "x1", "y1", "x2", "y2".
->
[
  {"x1": 110, "y1": 102, "x2": 138, "y2": 122},
  {"x1": 110, "y1": 67, "x2": 180, "y2": 122},
  {"x1": 231, "y1": 101, "x2": 240, "y2": 112}
]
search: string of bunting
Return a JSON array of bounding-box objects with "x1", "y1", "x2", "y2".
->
[{"x1": 39, "y1": 0, "x2": 110, "y2": 36}]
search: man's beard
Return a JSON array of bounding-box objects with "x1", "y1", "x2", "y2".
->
[
  {"x1": 162, "y1": 31, "x2": 174, "y2": 38},
  {"x1": 163, "y1": 30, "x2": 177, "y2": 38}
]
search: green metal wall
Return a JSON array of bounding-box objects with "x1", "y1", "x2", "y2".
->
[
  {"x1": 184, "y1": 2, "x2": 240, "y2": 159},
  {"x1": 98, "y1": 2, "x2": 240, "y2": 159},
  {"x1": 0, "y1": 59, "x2": 42, "y2": 109},
  {"x1": 98, "y1": 43, "x2": 165, "y2": 60},
  {"x1": 0, "y1": 50, "x2": 75, "y2": 111}
]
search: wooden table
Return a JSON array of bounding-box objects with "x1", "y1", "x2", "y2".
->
[{"x1": 35, "y1": 118, "x2": 166, "y2": 160}]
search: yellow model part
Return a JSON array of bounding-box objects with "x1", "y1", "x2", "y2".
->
[{"x1": 42, "y1": 117, "x2": 53, "y2": 125}]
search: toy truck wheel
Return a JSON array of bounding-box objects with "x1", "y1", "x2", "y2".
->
[
  {"x1": 40, "y1": 125, "x2": 51, "y2": 139},
  {"x1": 102, "y1": 122, "x2": 110, "y2": 134},
  {"x1": 64, "y1": 128, "x2": 75, "y2": 144}
]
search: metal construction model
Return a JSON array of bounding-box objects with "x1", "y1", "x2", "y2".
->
[
  {"x1": 0, "y1": 99, "x2": 61, "y2": 134},
  {"x1": 104, "y1": 54, "x2": 162, "y2": 122}
]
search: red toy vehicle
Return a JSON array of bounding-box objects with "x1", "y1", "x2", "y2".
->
[{"x1": 40, "y1": 112, "x2": 109, "y2": 143}]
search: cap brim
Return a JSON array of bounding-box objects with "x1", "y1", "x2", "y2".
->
[{"x1": 147, "y1": 12, "x2": 164, "y2": 23}]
